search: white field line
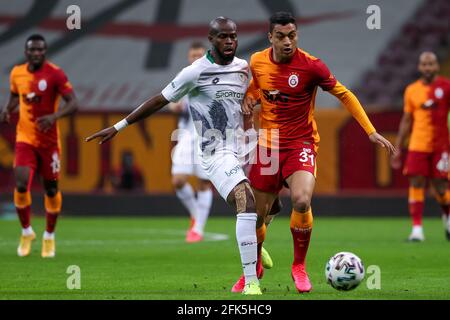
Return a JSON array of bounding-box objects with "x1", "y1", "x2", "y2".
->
[{"x1": 0, "y1": 229, "x2": 229, "y2": 246}]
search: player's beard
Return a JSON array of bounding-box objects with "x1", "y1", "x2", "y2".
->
[
  {"x1": 214, "y1": 47, "x2": 235, "y2": 64},
  {"x1": 422, "y1": 72, "x2": 437, "y2": 84}
]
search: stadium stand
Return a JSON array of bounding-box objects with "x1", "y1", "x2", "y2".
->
[
  {"x1": 0, "y1": 0, "x2": 423, "y2": 109},
  {"x1": 355, "y1": 0, "x2": 450, "y2": 108}
]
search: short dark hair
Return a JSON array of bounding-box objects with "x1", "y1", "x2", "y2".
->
[
  {"x1": 269, "y1": 12, "x2": 297, "y2": 33},
  {"x1": 25, "y1": 34, "x2": 46, "y2": 48},
  {"x1": 209, "y1": 16, "x2": 236, "y2": 36},
  {"x1": 190, "y1": 41, "x2": 206, "y2": 50}
]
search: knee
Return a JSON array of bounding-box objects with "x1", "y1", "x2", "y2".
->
[
  {"x1": 291, "y1": 192, "x2": 311, "y2": 213},
  {"x1": 172, "y1": 176, "x2": 186, "y2": 190},
  {"x1": 15, "y1": 177, "x2": 28, "y2": 193},
  {"x1": 410, "y1": 177, "x2": 426, "y2": 188},
  {"x1": 16, "y1": 185, "x2": 28, "y2": 193},
  {"x1": 45, "y1": 188, "x2": 58, "y2": 197},
  {"x1": 432, "y1": 179, "x2": 448, "y2": 196}
]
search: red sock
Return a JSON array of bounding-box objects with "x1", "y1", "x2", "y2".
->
[
  {"x1": 290, "y1": 208, "x2": 313, "y2": 265},
  {"x1": 44, "y1": 192, "x2": 62, "y2": 233},
  {"x1": 409, "y1": 202, "x2": 424, "y2": 226},
  {"x1": 46, "y1": 212, "x2": 58, "y2": 233},
  {"x1": 17, "y1": 206, "x2": 31, "y2": 229},
  {"x1": 409, "y1": 187, "x2": 424, "y2": 226},
  {"x1": 14, "y1": 190, "x2": 32, "y2": 229}
]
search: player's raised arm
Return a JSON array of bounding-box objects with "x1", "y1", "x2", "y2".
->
[
  {"x1": 328, "y1": 81, "x2": 396, "y2": 155},
  {"x1": 87, "y1": 58, "x2": 198, "y2": 144},
  {"x1": 0, "y1": 92, "x2": 20, "y2": 123},
  {"x1": 85, "y1": 93, "x2": 169, "y2": 144}
]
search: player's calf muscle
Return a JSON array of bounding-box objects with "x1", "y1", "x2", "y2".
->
[{"x1": 228, "y1": 182, "x2": 256, "y2": 213}]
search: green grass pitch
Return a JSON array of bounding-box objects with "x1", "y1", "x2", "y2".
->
[{"x1": 0, "y1": 216, "x2": 449, "y2": 300}]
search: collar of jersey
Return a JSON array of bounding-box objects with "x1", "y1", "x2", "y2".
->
[{"x1": 206, "y1": 50, "x2": 215, "y2": 64}]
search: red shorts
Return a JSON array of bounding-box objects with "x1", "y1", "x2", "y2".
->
[
  {"x1": 14, "y1": 142, "x2": 61, "y2": 181},
  {"x1": 403, "y1": 150, "x2": 449, "y2": 179},
  {"x1": 249, "y1": 143, "x2": 317, "y2": 194}
]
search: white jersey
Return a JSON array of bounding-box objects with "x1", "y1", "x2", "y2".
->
[
  {"x1": 175, "y1": 96, "x2": 196, "y2": 141},
  {"x1": 162, "y1": 52, "x2": 249, "y2": 156},
  {"x1": 176, "y1": 96, "x2": 194, "y2": 132}
]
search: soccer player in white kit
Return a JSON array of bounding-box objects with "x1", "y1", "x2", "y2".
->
[
  {"x1": 86, "y1": 17, "x2": 262, "y2": 295},
  {"x1": 168, "y1": 42, "x2": 213, "y2": 243}
]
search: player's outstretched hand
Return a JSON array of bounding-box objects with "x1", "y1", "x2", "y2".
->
[
  {"x1": 0, "y1": 111, "x2": 10, "y2": 123},
  {"x1": 369, "y1": 132, "x2": 396, "y2": 155},
  {"x1": 85, "y1": 127, "x2": 118, "y2": 144},
  {"x1": 390, "y1": 149, "x2": 402, "y2": 169},
  {"x1": 36, "y1": 114, "x2": 56, "y2": 132},
  {"x1": 241, "y1": 95, "x2": 257, "y2": 116}
]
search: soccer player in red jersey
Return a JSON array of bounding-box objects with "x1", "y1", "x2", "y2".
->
[
  {"x1": 232, "y1": 12, "x2": 395, "y2": 293},
  {"x1": 0, "y1": 34, "x2": 78, "y2": 258},
  {"x1": 391, "y1": 52, "x2": 450, "y2": 241}
]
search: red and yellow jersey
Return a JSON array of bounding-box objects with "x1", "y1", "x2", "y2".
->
[
  {"x1": 10, "y1": 61, "x2": 73, "y2": 149},
  {"x1": 404, "y1": 76, "x2": 450, "y2": 152},
  {"x1": 247, "y1": 48, "x2": 337, "y2": 150}
]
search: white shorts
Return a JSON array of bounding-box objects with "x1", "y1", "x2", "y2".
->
[
  {"x1": 201, "y1": 149, "x2": 248, "y2": 200},
  {"x1": 171, "y1": 135, "x2": 208, "y2": 180}
]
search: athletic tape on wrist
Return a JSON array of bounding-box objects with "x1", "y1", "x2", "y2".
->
[{"x1": 113, "y1": 119, "x2": 129, "y2": 131}]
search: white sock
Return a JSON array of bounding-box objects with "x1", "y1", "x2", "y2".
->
[
  {"x1": 193, "y1": 189, "x2": 213, "y2": 235},
  {"x1": 236, "y1": 213, "x2": 258, "y2": 285},
  {"x1": 43, "y1": 231, "x2": 55, "y2": 240},
  {"x1": 412, "y1": 225, "x2": 423, "y2": 234},
  {"x1": 22, "y1": 226, "x2": 33, "y2": 236},
  {"x1": 175, "y1": 183, "x2": 199, "y2": 220}
]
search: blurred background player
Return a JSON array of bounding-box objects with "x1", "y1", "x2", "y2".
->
[
  {"x1": 0, "y1": 34, "x2": 78, "y2": 258},
  {"x1": 87, "y1": 17, "x2": 263, "y2": 295},
  {"x1": 391, "y1": 51, "x2": 450, "y2": 242},
  {"x1": 167, "y1": 42, "x2": 213, "y2": 243},
  {"x1": 236, "y1": 12, "x2": 395, "y2": 293},
  {"x1": 111, "y1": 151, "x2": 144, "y2": 192}
]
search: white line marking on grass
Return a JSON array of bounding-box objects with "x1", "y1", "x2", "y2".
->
[{"x1": 0, "y1": 229, "x2": 229, "y2": 247}]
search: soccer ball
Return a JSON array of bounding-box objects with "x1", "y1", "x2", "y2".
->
[{"x1": 325, "y1": 252, "x2": 365, "y2": 291}]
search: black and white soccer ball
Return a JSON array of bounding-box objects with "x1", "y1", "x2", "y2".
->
[{"x1": 325, "y1": 252, "x2": 365, "y2": 291}]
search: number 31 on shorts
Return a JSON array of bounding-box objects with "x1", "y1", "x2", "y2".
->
[{"x1": 299, "y1": 148, "x2": 315, "y2": 166}]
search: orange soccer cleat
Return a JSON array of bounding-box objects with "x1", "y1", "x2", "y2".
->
[
  {"x1": 17, "y1": 232, "x2": 36, "y2": 257},
  {"x1": 41, "y1": 238, "x2": 56, "y2": 258}
]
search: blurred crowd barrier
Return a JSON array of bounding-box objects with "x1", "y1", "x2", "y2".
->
[{"x1": 0, "y1": 109, "x2": 408, "y2": 195}]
